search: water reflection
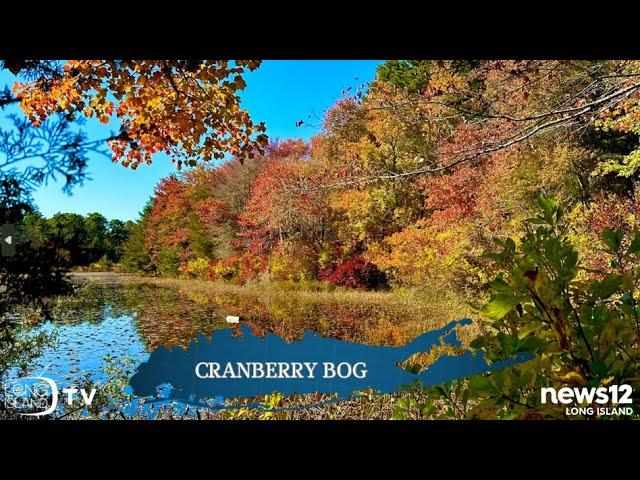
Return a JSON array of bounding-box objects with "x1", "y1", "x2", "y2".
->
[
  {"x1": 26, "y1": 279, "x2": 457, "y2": 415},
  {"x1": 54, "y1": 281, "x2": 426, "y2": 351}
]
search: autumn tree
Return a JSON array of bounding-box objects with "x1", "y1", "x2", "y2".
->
[
  {"x1": 10, "y1": 60, "x2": 268, "y2": 169},
  {"x1": 312, "y1": 89, "x2": 428, "y2": 252},
  {"x1": 137, "y1": 144, "x2": 274, "y2": 278}
]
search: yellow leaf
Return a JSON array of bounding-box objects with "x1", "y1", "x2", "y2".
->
[{"x1": 560, "y1": 371, "x2": 587, "y2": 386}]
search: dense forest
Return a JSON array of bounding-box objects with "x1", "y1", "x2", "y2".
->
[{"x1": 117, "y1": 60, "x2": 640, "y2": 304}]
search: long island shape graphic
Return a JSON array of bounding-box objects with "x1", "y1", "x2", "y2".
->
[{"x1": 129, "y1": 319, "x2": 530, "y2": 406}]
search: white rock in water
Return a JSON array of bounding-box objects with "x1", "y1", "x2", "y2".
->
[{"x1": 226, "y1": 315, "x2": 241, "y2": 324}]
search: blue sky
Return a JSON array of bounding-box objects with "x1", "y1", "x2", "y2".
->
[{"x1": 0, "y1": 60, "x2": 382, "y2": 221}]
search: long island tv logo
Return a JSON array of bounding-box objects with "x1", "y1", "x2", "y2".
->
[
  {"x1": 129, "y1": 318, "x2": 530, "y2": 409},
  {"x1": 2, "y1": 371, "x2": 97, "y2": 417}
]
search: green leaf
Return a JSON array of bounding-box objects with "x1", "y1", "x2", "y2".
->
[
  {"x1": 421, "y1": 402, "x2": 436, "y2": 417},
  {"x1": 519, "y1": 367, "x2": 535, "y2": 386},
  {"x1": 435, "y1": 384, "x2": 450, "y2": 397},
  {"x1": 619, "y1": 303, "x2": 635, "y2": 318},
  {"x1": 404, "y1": 363, "x2": 422, "y2": 375},
  {"x1": 517, "y1": 321, "x2": 543, "y2": 339},
  {"x1": 593, "y1": 274, "x2": 623, "y2": 299},
  {"x1": 469, "y1": 337, "x2": 486, "y2": 349},
  {"x1": 490, "y1": 370, "x2": 506, "y2": 392},
  {"x1": 627, "y1": 232, "x2": 640, "y2": 255},
  {"x1": 391, "y1": 409, "x2": 406, "y2": 420},
  {"x1": 537, "y1": 195, "x2": 558, "y2": 215},
  {"x1": 468, "y1": 375, "x2": 493, "y2": 393},
  {"x1": 481, "y1": 293, "x2": 518, "y2": 320},
  {"x1": 602, "y1": 228, "x2": 623, "y2": 253},
  {"x1": 621, "y1": 275, "x2": 634, "y2": 294},
  {"x1": 591, "y1": 360, "x2": 609, "y2": 378},
  {"x1": 536, "y1": 195, "x2": 560, "y2": 223}
]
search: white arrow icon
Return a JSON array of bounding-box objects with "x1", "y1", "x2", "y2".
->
[{"x1": 4, "y1": 235, "x2": 11, "y2": 245}]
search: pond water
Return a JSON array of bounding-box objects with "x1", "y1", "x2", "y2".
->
[
  {"x1": 25, "y1": 281, "x2": 230, "y2": 416},
  {"x1": 18, "y1": 277, "x2": 454, "y2": 417}
]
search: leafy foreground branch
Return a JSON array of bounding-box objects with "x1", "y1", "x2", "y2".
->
[{"x1": 403, "y1": 195, "x2": 640, "y2": 420}]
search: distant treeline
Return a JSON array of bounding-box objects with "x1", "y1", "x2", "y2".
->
[{"x1": 21, "y1": 211, "x2": 135, "y2": 268}]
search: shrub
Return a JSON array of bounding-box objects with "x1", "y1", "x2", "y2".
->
[
  {"x1": 182, "y1": 257, "x2": 210, "y2": 279},
  {"x1": 86, "y1": 254, "x2": 113, "y2": 272},
  {"x1": 268, "y1": 243, "x2": 318, "y2": 282},
  {"x1": 320, "y1": 255, "x2": 387, "y2": 290},
  {"x1": 208, "y1": 256, "x2": 240, "y2": 282}
]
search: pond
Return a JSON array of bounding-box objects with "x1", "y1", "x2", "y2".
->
[
  {"x1": 20, "y1": 275, "x2": 466, "y2": 417},
  {"x1": 27, "y1": 280, "x2": 229, "y2": 416}
]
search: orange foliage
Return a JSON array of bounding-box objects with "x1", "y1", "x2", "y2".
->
[{"x1": 15, "y1": 60, "x2": 267, "y2": 168}]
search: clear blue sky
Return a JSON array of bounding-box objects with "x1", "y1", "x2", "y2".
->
[{"x1": 0, "y1": 60, "x2": 382, "y2": 221}]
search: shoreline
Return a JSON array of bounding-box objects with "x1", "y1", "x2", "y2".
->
[
  {"x1": 67, "y1": 271, "x2": 471, "y2": 315},
  {"x1": 66, "y1": 270, "x2": 477, "y2": 348}
]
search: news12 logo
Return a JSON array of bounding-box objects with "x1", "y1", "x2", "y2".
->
[
  {"x1": 540, "y1": 384, "x2": 635, "y2": 416},
  {"x1": 2, "y1": 374, "x2": 96, "y2": 417}
]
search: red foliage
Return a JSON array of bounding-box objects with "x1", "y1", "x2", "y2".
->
[
  {"x1": 320, "y1": 255, "x2": 387, "y2": 290},
  {"x1": 584, "y1": 191, "x2": 640, "y2": 273},
  {"x1": 145, "y1": 175, "x2": 191, "y2": 262},
  {"x1": 264, "y1": 138, "x2": 310, "y2": 160},
  {"x1": 238, "y1": 147, "x2": 328, "y2": 255},
  {"x1": 192, "y1": 197, "x2": 231, "y2": 229},
  {"x1": 421, "y1": 163, "x2": 486, "y2": 226},
  {"x1": 237, "y1": 251, "x2": 269, "y2": 282},
  {"x1": 587, "y1": 192, "x2": 639, "y2": 237}
]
